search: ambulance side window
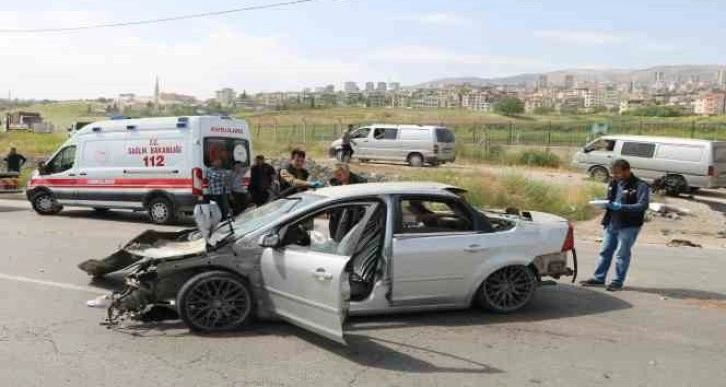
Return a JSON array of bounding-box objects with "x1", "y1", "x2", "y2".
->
[
  {"x1": 45, "y1": 146, "x2": 76, "y2": 175},
  {"x1": 204, "y1": 138, "x2": 250, "y2": 169}
]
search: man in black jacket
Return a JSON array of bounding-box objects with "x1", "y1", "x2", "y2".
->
[{"x1": 581, "y1": 159, "x2": 650, "y2": 291}]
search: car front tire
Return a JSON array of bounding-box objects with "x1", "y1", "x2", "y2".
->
[
  {"x1": 177, "y1": 271, "x2": 254, "y2": 333},
  {"x1": 477, "y1": 265, "x2": 537, "y2": 313},
  {"x1": 31, "y1": 191, "x2": 62, "y2": 215}
]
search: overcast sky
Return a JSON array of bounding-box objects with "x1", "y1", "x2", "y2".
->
[{"x1": 1, "y1": 0, "x2": 724, "y2": 99}]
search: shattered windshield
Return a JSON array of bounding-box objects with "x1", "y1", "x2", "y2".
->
[{"x1": 211, "y1": 193, "x2": 324, "y2": 242}]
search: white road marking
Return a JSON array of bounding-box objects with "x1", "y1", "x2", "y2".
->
[{"x1": 0, "y1": 272, "x2": 106, "y2": 295}]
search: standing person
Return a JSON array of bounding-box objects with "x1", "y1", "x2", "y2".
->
[
  {"x1": 340, "y1": 125, "x2": 355, "y2": 162},
  {"x1": 230, "y1": 161, "x2": 249, "y2": 216},
  {"x1": 207, "y1": 157, "x2": 232, "y2": 220},
  {"x1": 249, "y1": 155, "x2": 276, "y2": 207},
  {"x1": 580, "y1": 159, "x2": 650, "y2": 291},
  {"x1": 4, "y1": 147, "x2": 26, "y2": 173},
  {"x1": 328, "y1": 163, "x2": 367, "y2": 241},
  {"x1": 329, "y1": 163, "x2": 366, "y2": 186},
  {"x1": 278, "y1": 148, "x2": 322, "y2": 196}
]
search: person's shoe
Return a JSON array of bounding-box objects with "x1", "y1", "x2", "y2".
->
[
  {"x1": 606, "y1": 282, "x2": 623, "y2": 292},
  {"x1": 579, "y1": 278, "x2": 605, "y2": 287}
]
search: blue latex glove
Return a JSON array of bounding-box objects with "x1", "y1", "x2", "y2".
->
[
  {"x1": 607, "y1": 202, "x2": 622, "y2": 211},
  {"x1": 309, "y1": 180, "x2": 324, "y2": 189}
]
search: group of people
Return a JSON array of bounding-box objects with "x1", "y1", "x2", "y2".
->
[{"x1": 206, "y1": 147, "x2": 366, "y2": 220}]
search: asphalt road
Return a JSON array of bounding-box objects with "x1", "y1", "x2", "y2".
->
[{"x1": 1, "y1": 199, "x2": 725, "y2": 387}]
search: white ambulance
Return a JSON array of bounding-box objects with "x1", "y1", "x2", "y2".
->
[{"x1": 26, "y1": 116, "x2": 252, "y2": 224}]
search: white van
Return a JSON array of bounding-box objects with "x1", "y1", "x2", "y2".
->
[
  {"x1": 572, "y1": 135, "x2": 726, "y2": 193},
  {"x1": 26, "y1": 116, "x2": 252, "y2": 224},
  {"x1": 328, "y1": 124, "x2": 456, "y2": 166}
]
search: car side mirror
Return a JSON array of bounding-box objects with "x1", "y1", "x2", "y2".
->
[{"x1": 258, "y1": 233, "x2": 280, "y2": 248}]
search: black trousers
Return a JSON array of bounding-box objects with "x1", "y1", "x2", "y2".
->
[{"x1": 230, "y1": 192, "x2": 249, "y2": 216}]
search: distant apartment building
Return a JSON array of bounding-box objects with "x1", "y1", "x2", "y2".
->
[
  {"x1": 390, "y1": 93, "x2": 411, "y2": 108},
  {"x1": 694, "y1": 93, "x2": 726, "y2": 116},
  {"x1": 583, "y1": 89, "x2": 604, "y2": 109},
  {"x1": 462, "y1": 92, "x2": 493, "y2": 111},
  {"x1": 262, "y1": 92, "x2": 285, "y2": 107},
  {"x1": 389, "y1": 82, "x2": 401, "y2": 91},
  {"x1": 365, "y1": 82, "x2": 375, "y2": 92},
  {"x1": 564, "y1": 75, "x2": 575, "y2": 90},
  {"x1": 344, "y1": 82, "x2": 359, "y2": 93},
  {"x1": 376, "y1": 82, "x2": 387, "y2": 92},
  {"x1": 365, "y1": 92, "x2": 387, "y2": 108},
  {"x1": 215, "y1": 88, "x2": 236, "y2": 106},
  {"x1": 536, "y1": 75, "x2": 548, "y2": 90},
  {"x1": 324, "y1": 85, "x2": 335, "y2": 93},
  {"x1": 524, "y1": 96, "x2": 545, "y2": 113},
  {"x1": 718, "y1": 70, "x2": 726, "y2": 88}
]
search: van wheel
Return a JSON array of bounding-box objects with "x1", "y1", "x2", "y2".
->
[
  {"x1": 407, "y1": 153, "x2": 424, "y2": 167},
  {"x1": 664, "y1": 175, "x2": 687, "y2": 197},
  {"x1": 589, "y1": 166, "x2": 610, "y2": 182},
  {"x1": 148, "y1": 197, "x2": 176, "y2": 225},
  {"x1": 31, "y1": 192, "x2": 62, "y2": 215}
]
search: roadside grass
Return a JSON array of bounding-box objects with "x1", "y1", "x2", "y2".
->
[
  {"x1": 0, "y1": 132, "x2": 66, "y2": 156},
  {"x1": 403, "y1": 169, "x2": 605, "y2": 221}
]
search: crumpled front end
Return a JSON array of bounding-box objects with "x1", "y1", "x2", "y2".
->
[{"x1": 78, "y1": 229, "x2": 203, "y2": 277}]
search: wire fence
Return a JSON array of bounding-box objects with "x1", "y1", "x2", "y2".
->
[{"x1": 247, "y1": 119, "x2": 726, "y2": 149}]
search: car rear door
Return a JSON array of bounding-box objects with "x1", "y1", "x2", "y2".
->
[
  {"x1": 259, "y1": 202, "x2": 376, "y2": 343},
  {"x1": 390, "y1": 195, "x2": 485, "y2": 305}
]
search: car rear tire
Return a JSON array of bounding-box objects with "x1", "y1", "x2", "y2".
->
[
  {"x1": 477, "y1": 265, "x2": 537, "y2": 313},
  {"x1": 148, "y1": 197, "x2": 175, "y2": 225},
  {"x1": 93, "y1": 207, "x2": 110, "y2": 213},
  {"x1": 177, "y1": 271, "x2": 254, "y2": 333},
  {"x1": 589, "y1": 166, "x2": 610, "y2": 182},
  {"x1": 407, "y1": 153, "x2": 424, "y2": 167},
  {"x1": 31, "y1": 192, "x2": 62, "y2": 215}
]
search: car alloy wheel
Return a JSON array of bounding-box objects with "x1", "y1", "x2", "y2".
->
[
  {"x1": 480, "y1": 265, "x2": 537, "y2": 313},
  {"x1": 178, "y1": 271, "x2": 253, "y2": 332}
]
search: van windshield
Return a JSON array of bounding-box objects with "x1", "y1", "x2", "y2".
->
[
  {"x1": 435, "y1": 128, "x2": 455, "y2": 143},
  {"x1": 204, "y1": 137, "x2": 250, "y2": 169}
]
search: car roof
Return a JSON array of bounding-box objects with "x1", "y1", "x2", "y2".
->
[
  {"x1": 600, "y1": 135, "x2": 722, "y2": 146},
  {"x1": 312, "y1": 181, "x2": 463, "y2": 199}
]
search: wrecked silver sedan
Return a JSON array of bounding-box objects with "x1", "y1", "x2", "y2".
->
[{"x1": 83, "y1": 182, "x2": 577, "y2": 343}]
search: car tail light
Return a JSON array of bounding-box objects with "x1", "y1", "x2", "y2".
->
[
  {"x1": 433, "y1": 145, "x2": 439, "y2": 154},
  {"x1": 561, "y1": 222, "x2": 575, "y2": 252},
  {"x1": 708, "y1": 165, "x2": 715, "y2": 177},
  {"x1": 192, "y1": 168, "x2": 203, "y2": 197}
]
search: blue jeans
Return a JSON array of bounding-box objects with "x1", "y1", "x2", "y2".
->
[{"x1": 593, "y1": 226, "x2": 641, "y2": 285}]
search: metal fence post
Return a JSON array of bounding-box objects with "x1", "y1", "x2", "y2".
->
[{"x1": 691, "y1": 119, "x2": 696, "y2": 139}]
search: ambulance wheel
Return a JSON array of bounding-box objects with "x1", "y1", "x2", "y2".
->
[
  {"x1": 148, "y1": 197, "x2": 176, "y2": 225},
  {"x1": 31, "y1": 192, "x2": 62, "y2": 215}
]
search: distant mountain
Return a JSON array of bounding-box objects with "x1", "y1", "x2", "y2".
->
[{"x1": 413, "y1": 65, "x2": 725, "y2": 88}]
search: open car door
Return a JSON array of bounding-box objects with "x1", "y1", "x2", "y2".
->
[{"x1": 259, "y1": 203, "x2": 377, "y2": 344}]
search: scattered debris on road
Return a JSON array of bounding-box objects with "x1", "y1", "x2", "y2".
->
[{"x1": 667, "y1": 239, "x2": 703, "y2": 248}]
